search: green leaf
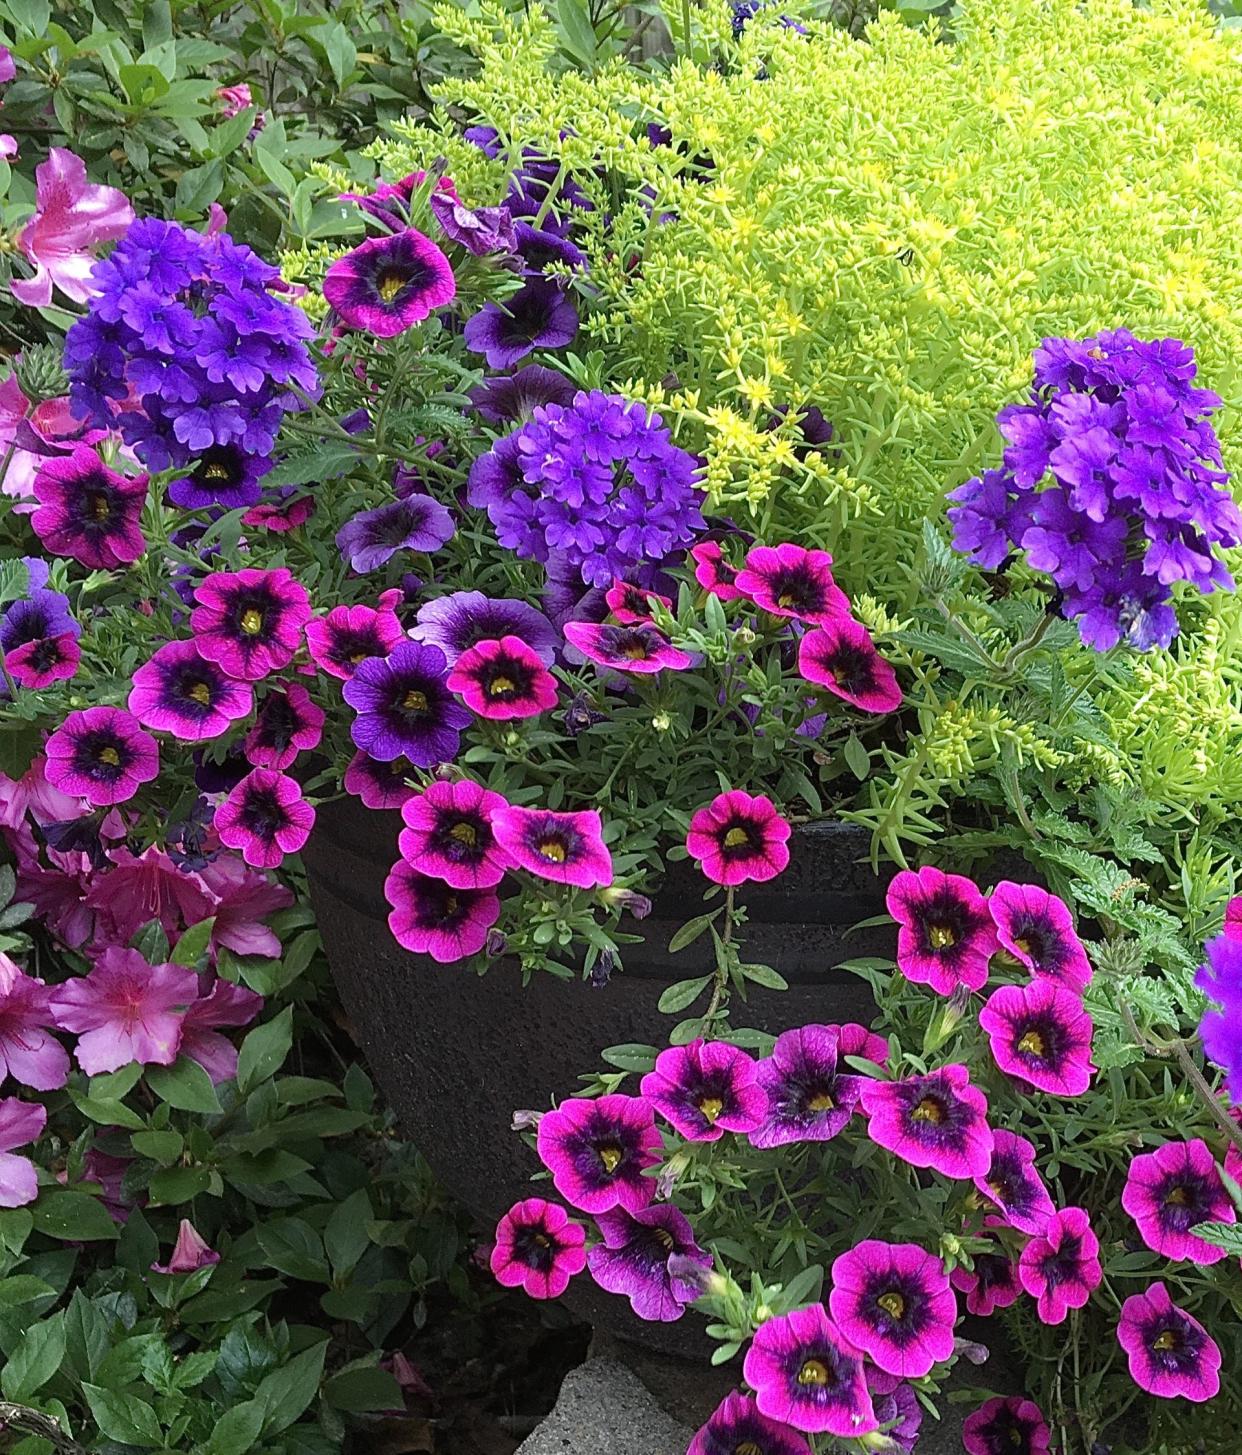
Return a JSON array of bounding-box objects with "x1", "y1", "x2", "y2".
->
[
  {"x1": 130, "y1": 1129, "x2": 184, "y2": 1164},
  {"x1": 118, "y1": 61, "x2": 170, "y2": 103},
  {"x1": 2, "y1": 1309, "x2": 66, "y2": 1400},
  {"x1": 83, "y1": 1383, "x2": 163, "y2": 1448},
  {"x1": 254, "y1": 140, "x2": 297, "y2": 197},
  {"x1": 260, "y1": 446, "x2": 357, "y2": 487},
  {"x1": 556, "y1": 0, "x2": 598, "y2": 66},
  {"x1": 63, "y1": 1291, "x2": 110, "y2": 1385},
  {"x1": 31, "y1": 1191, "x2": 119, "y2": 1242},
  {"x1": 236, "y1": 1006, "x2": 293, "y2": 1093},
  {"x1": 324, "y1": 1189, "x2": 372, "y2": 1279},
  {"x1": 256, "y1": 1218, "x2": 329, "y2": 1282},
  {"x1": 657, "y1": 975, "x2": 712, "y2": 1014},
  {"x1": 667, "y1": 914, "x2": 714, "y2": 954},
  {"x1": 174, "y1": 158, "x2": 225, "y2": 214},
  {"x1": 322, "y1": 1364, "x2": 404, "y2": 1413},
  {"x1": 146, "y1": 1057, "x2": 222, "y2": 1114},
  {"x1": 843, "y1": 733, "x2": 871, "y2": 780},
  {"x1": 172, "y1": 916, "x2": 216, "y2": 967},
  {"x1": 740, "y1": 962, "x2": 788, "y2": 990},
  {"x1": 599, "y1": 1042, "x2": 659, "y2": 1073},
  {"x1": 148, "y1": 1165, "x2": 211, "y2": 1205},
  {"x1": 67, "y1": 1090, "x2": 146, "y2": 1131},
  {"x1": 255, "y1": 1341, "x2": 327, "y2": 1434},
  {"x1": 1192, "y1": 1220, "x2": 1242, "y2": 1256},
  {"x1": 318, "y1": 20, "x2": 357, "y2": 87},
  {"x1": 207, "y1": 1398, "x2": 265, "y2": 1455},
  {"x1": 0, "y1": 723, "x2": 43, "y2": 781},
  {"x1": 7, "y1": 0, "x2": 51, "y2": 37}
]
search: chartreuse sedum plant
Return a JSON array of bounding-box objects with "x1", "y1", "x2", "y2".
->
[{"x1": 379, "y1": 0, "x2": 1242, "y2": 595}]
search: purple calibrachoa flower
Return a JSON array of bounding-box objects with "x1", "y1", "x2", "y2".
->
[
  {"x1": 742, "y1": 1304, "x2": 876, "y2": 1438},
  {"x1": 398, "y1": 779, "x2": 512, "y2": 890},
  {"x1": 335, "y1": 495, "x2": 456, "y2": 573},
  {"x1": 468, "y1": 366, "x2": 577, "y2": 426},
  {"x1": 587, "y1": 1203, "x2": 712, "y2": 1322},
  {"x1": 1120, "y1": 1139, "x2": 1235, "y2": 1265},
  {"x1": 973, "y1": 1129, "x2": 1056, "y2": 1235},
  {"x1": 343, "y1": 750, "x2": 417, "y2": 811},
  {"x1": 1195, "y1": 930, "x2": 1242, "y2": 1105},
  {"x1": 641, "y1": 1040, "x2": 767, "y2": 1143},
  {"x1": 128, "y1": 639, "x2": 254, "y2": 742},
  {"x1": 245, "y1": 683, "x2": 325, "y2": 771},
  {"x1": 987, "y1": 881, "x2": 1093, "y2": 992},
  {"x1": 537, "y1": 1093, "x2": 660, "y2": 1215},
  {"x1": 961, "y1": 1397, "x2": 1051, "y2": 1455},
  {"x1": 31, "y1": 446, "x2": 148, "y2": 569},
  {"x1": 685, "y1": 789, "x2": 792, "y2": 887},
  {"x1": 191, "y1": 568, "x2": 313, "y2": 682},
  {"x1": 447, "y1": 636, "x2": 559, "y2": 720},
  {"x1": 687, "y1": 1391, "x2": 812, "y2": 1455},
  {"x1": 383, "y1": 860, "x2": 500, "y2": 962},
  {"x1": 734, "y1": 543, "x2": 850, "y2": 625},
  {"x1": 49, "y1": 947, "x2": 197, "y2": 1074},
  {"x1": 750, "y1": 1025, "x2": 863, "y2": 1149},
  {"x1": 1017, "y1": 1206, "x2": 1102, "y2": 1325},
  {"x1": 429, "y1": 188, "x2": 517, "y2": 256},
  {"x1": 950, "y1": 1225, "x2": 1021, "y2": 1316},
  {"x1": 151, "y1": 1219, "x2": 220, "y2": 1275},
  {"x1": 491, "y1": 804, "x2": 612, "y2": 889},
  {"x1": 213, "y1": 769, "x2": 315, "y2": 869},
  {"x1": 0, "y1": 1099, "x2": 47, "y2": 1208},
  {"x1": 886, "y1": 866, "x2": 999, "y2": 996},
  {"x1": 860, "y1": 1064, "x2": 993, "y2": 1180},
  {"x1": 179, "y1": 980, "x2": 264, "y2": 1084},
  {"x1": 978, "y1": 978, "x2": 1094, "y2": 1096},
  {"x1": 323, "y1": 228, "x2": 457, "y2": 336},
  {"x1": 829, "y1": 1241, "x2": 957, "y2": 1379},
  {"x1": 305, "y1": 598, "x2": 404, "y2": 680},
  {"x1": 44, "y1": 706, "x2": 159, "y2": 807},
  {"x1": 490, "y1": 1198, "x2": 586, "y2": 1299},
  {"x1": 342, "y1": 640, "x2": 472, "y2": 765},
  {"x1": 464, "y1": 279, "x2": 579, "y2": 369},
  {"x1": 797, "y1": 617, "x2": 902, "y2": 714},
  {"x1": 0, "y1": 969, "x2": 71, "y2": 1091},
  {"x1": 866, "y1": 1369, "x2": 922, "y2": 1455},
  {"x1": 411, "y1": 590, "x2": 560, "y2": 667},
  {"x1": 562, "y1": 621, "x2": 693, "y2": 675},
  {"x1": 1116, "y1": 1281, "x2": 1222, "y2": 1402}
]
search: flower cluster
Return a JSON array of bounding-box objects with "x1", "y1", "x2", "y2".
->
[
  {"x1": 64, "y1": 217, "x2": 317, "y2": 509},
  {"x1": 949, "y1": 331, "x2": 1239, "y2": 651}
]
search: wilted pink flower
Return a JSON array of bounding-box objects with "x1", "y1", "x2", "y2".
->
[
  {"x1": 11, "y1": 148, "x2": 134, "y2": 308},
  {"x1": 216, "y1": 83, "x2": 253, "y2": 117},
  {"x1": 48, "y1": 947, "x2": 198, "y2": 1074},
  {"x1": 0, "y1": 1097, "x2": 46, "y2": 1207},
  {"x1": 151, "y1": 1218, "x2": 220, "y2": 1274}
]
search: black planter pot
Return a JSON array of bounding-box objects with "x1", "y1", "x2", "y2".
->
[{"x1": 302, "y1": 794, "x2": 898, "y2": 1352}]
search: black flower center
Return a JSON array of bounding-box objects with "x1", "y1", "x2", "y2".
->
[{"x1": 241, "y1": 788, "x2": 287, "y2": 840}]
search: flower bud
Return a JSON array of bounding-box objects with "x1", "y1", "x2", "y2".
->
[
  {"x1": 652, "y1": 711, "x2": 672, "y2": 731},
  {"x1": 485, "y1": 928, "x2": 508, "y2": 958},
  {"x1": 668, "y1": 1253, "x2": 729, "y2": 1300},
  {"x1": 510, "y1": 1109, "x2": 543, "y2": 1132},
  {"x1": 600, "y1": 886, "x2": 653, "y2": 920}
]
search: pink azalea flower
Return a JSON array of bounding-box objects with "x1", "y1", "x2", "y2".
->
[
  {"x1": 49, "y1": 947, "x2": 198, "y2": 1075},
  {"x1": 197, "y1": 855, "x2": 293, "y2": 962},
  {"x1": 0, "y1": 752, "x2": 90, "y2": 830},
  {"x1": 151, "y1": 1218, "x2": 220, "y2": 1274},
  {"x1": 11, "y1": 148, "x2": 134, "y2": 308},
  {"x1": 0, "y1": 1097, "x2": 46, "y2": 1207},
  {"x1": 85, "y1": 845, "x2": 215, "y2": 946},
  {"x1": 0, "y1": 376, "x2": 104, "y2": 507},
  {"x1": 0, "y1": 968, "x2": 71, "y2": 1091},
  {"x1": 179, "y1": 980, "x2": 264, "y2": 1083}
]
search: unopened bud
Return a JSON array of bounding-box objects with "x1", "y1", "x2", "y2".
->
[
  {"x1": 652, "y1": 711, "x2": 672, "y2": 731},
  {"x1": 590, "y1": 949, "x2": 617, "y2": 989},
  {"x1": 953, "y1": 1336, "x2": 990, "y2": 1366},
  {"x1": 485, "y1": 928, "x2": 508, "y2": 958},
  {"x1": 668, "y1": 1253, "x2": 728, "y2": 1300},
  {"x1": 601, "y1": 886, "x2": 653, "y2": 920},
  {"x1": 510, "y1": 1109, "x2": 543, "y2": 1132}
]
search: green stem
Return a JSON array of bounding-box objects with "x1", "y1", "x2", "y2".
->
[{"x1": 700, "y1": 886, "x2": 734, "y2": 1029}]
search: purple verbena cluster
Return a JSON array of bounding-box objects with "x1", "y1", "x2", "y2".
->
[
  {"x1": 948, "y1": 330, "x2": 1239, "y2": 651},
  {"x1": 467, "y1": 389, "x2": 705, "y2": 588},
  {"x1": 63, "y1": 218, "x2": 318, "y2": 511}
]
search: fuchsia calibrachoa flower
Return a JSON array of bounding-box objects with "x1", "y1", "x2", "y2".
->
[
  {"x1": 978, "y1": 978, "x2": 1094, "y2": 1096},
  {"x1": 961, "y1": 1397, "x2": 1051, "y2": 1455},
  {"x1": 31, "y1": 446, "x2": 148, "y2": 569},
  {"x1": 48, "y1": 947, "x2": 197, "y2": 1074},
  {"x1": 562, "y1": 621, "x2": 693, "y2": 674},
  {"x1": 860, "y1": 1064, "x2": 993, "y2": 1179},
  {"x1": 742, "y1": 1304, "x2": 876, "y2": 1437},
  {"x1": 1017, "y1": 1206, "x2": 1102, "y2": 1325},
  {"x1": 536, "y1": 1093, "x2": 660, "y2": 1215},
  {"x1": 686, "y1": 789, "x2": 791, "y2": 887},
  {"x1": 214, "y1": 769, "x2": 314, "y2": 869},
  {"x1": 44, "y1": 706, "x2": 159, "y2": 806},
  {"x1": 323, "y1": 228, "x2": 457, "y2": 336},
  {"x1": 950, "y1": 1222, "x2": 1021, "y2": 1316},
  {"x1": 191, "y1": 567, "x2": 313, "y2": 682},
  {"x1": 491, "y1": 804, "x2": 612, "y2": 888},
  {"x1": 690, "y1": 541, "x2": 742, "y2": 601},
  {"x1": 245, "y1": 684, "x2": 325, "y2": 770},
  {"x1": 798, "y1": 618, "x2": 902, "y2": 714},
  {"x1": 750, "y1": 1025, "x2": 863, "y2": 1148},
  {"x1": 305, "y1": 598, "x2": 404, "y2": 680},
  {"x1": 342, "y1": 640, "x2": 471, "y2": 766},
  {"x1": 605, "y1": 579, "x2": 671, "y2": 625},
  {"x1": 0, "y1": 1098, "x2": 47, "y2": 1208},
  {"x1": 398, "y1": 779, "x2": 512, "y2": 889},
  {"x1": 1116, "y1": 1281, "x2": 1222, "y2": 1402},
  {"x1": 343, "y1": 751, "x2": 416, "y2": 811},
  {"x1": 688, "y1": 1391, "x2": 811, "y2": 1455},
  {"x1": 1120, "y1": 1139, "x2": 1235, "y2": 1264},
  {"x1": 837, "y1": 1021, "x2": 890, "y2": 1070},
  {"x1": 973, "y1": 1129, "x2": 1056, "y2": 1235},
  {"x1": 6, "y1": 630, "x2": 80, "y2": 689},
  {"x1": 987, "y1": 881, "x2": 1093, "y2": 992},
  {"x1": 587, "y1": 1203, "x2": 712, "y2": 1322},
  {"x1": 829, "y1": 1241, "x2": 957, "y2": 1379},
  {"x1": 887, "y1": 866, "x2": 998, "y2": 995},
  {"x1": 383, "y1": 860, "x2": 500, "y2": 962},
  {"x1": 733, "y1": 543, "x2": 850, "y2": 625},
  {"x1": 446, "y1": 635, "x2": 559, "y2": 719},
  {"x1": 640, "y1": 1039, "x2": 767, "y2": 1142},
  {"x1": 489, "y1": 1198, "x2": 586, "y2": 1299},
  {"x1": 128, "y1": 639, "x2": 254, "y2": 741}
]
